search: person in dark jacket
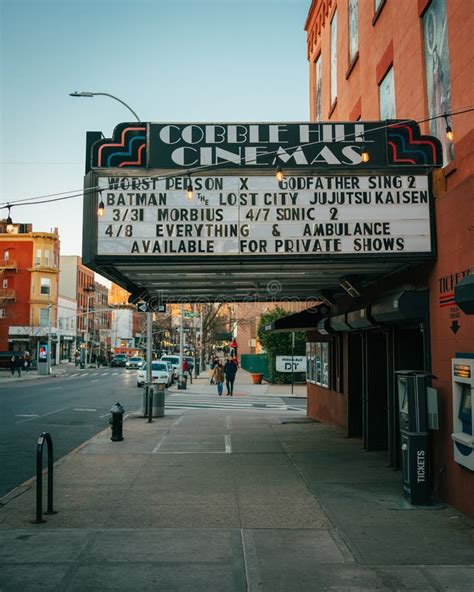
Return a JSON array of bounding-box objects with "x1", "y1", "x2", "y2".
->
[
  {"x1": 223, "y1": 358, "x2": 238, "y2": 396},
  {"x1": 9, "y1": 355, "x2": 16, "y2": 377}
]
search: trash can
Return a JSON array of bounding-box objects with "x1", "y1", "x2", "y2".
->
[
  {"x1": 142, "y1": 384, "x2": 166, "y2": 417},
  {"x1": 177, "y1": 374, "x2": 187, "y2": 390},
  {"x1": 152, "y1": 383, "x2": 165, "y2": 417}
]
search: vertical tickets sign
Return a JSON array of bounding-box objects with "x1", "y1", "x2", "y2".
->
[{"x1": 97, "y1": 174, "x2": 432, "y2": 257}]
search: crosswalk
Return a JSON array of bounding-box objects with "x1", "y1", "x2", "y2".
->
[
  {"x1": 67, "y1": 371, "x2": 119, "y2": 378},
  {"x1": 165, "y1": 392, "x2": 305, "y2": 412}
]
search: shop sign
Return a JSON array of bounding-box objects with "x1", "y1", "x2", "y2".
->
[
  {"x1": 90, "y1": 121, "x2": 442, "y2": 171},
  {"x1": 276, "y1": 355, "x2": 306, "y2": 373}
]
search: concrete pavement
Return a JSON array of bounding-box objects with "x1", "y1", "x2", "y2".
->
[{"x1": 0, "y1": 371, "x2": 473, "y2": 591}]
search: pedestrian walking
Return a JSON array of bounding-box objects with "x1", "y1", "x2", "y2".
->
[
  {"x1": 9, "y1": 355, "x2": 16, "y2": 377},
  {"x1": 212, "y1": 361, "x2": 225, "y2": 396},
  {"x1": 15, "y1": 355, "x2": 23, "y2": 378},
  {"x1": 223, "y1": 357, "x2": 238, "y2": 396},
  {"x1": 23, "y1": 352, "x2": 31, "y2": 372}
]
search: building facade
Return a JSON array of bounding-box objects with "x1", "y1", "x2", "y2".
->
[
  {"x1": 59, "y1": 255, "x2": 95, "y2": 357},
  {"x1": 57, "y1": 296, "x2": 77, "y2": 362},
  {"x1": 0, "y1": 222, "x2": 60, "y2": 359},
  {"x1": 303, "y1": 0, "x2": 473, "y2": 515}
]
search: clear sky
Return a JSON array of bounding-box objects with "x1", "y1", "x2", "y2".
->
[{"x1": 1, "y1": 0, "x2": 310, "y2": 257}]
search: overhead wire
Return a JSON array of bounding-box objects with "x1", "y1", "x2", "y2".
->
[{"x1": 1, "y1": 104, "x2": 472, "y2": 212}]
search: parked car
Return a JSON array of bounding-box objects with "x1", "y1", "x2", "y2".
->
[
  {"x1": 126, "y1": 356, "x2": 144, "y2": 369},
  {"x1": 137, "y1": 362, "x2": 170, "y2": 388},
  {"x1": 161, "y1": 360, "x2": 174, "y2": 385},
  {"x1": 160, "y1": 355, "x2": 180, "y2": 378},
  {"x1": 110, "y1": 354, "x2": 128, "y2": 367}
]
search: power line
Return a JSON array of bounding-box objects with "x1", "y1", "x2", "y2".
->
[{"x1": 1, "y1": 105, "x2": 472, "y2": 212}]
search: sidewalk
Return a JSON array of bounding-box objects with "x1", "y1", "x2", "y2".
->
[
  {"x1": 189, "y1": 368, "x2": 307, "y2": 398},
  {"x1": 1, "y1": 373, "x2": 473, "y2": 591}
]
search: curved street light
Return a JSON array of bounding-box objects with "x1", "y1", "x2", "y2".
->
[{"x1": 69, "y1": 91, "x2": 141, "y2": 122}]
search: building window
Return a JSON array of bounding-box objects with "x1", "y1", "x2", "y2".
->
[
  {"x1": 306, "y1": 341, "x2": 329, "y2": 388},
  {"x1": 315, "y1": 54, "x2": 322, "y2": 121},
  {"x1": 44, "y1": 250, "x2": 50, "y2": 267},
  {"x1": 35, "y1": 249, "x2": 42, "y2": 266},
  {"x1": 379, "y1": 66, "x2": 396, "y2": 119},
  {"x1": 2, "y1": 279, "x2": 7, "y2": 289},
  {"x1": 423, "y1": 0, "x2": 453, "y2": 164},
  {"x1": 0, "y1": 309, "x2": 5, "y2": 318},
  {"x1": 330, "y1": 11, "x2": 338, "y2": 105},
  {"x1": 3, "y1": 250, "x2": 9, "y2": 261},
  {"x1": 348, "y1": 0, "x2": 358, "y2": 64},
  {"x1": 40, "y1": 308, "x2": 49, "y2": 327},
  {"x1": 40, "y1": 277, "x2": 51, "y2": 295}
]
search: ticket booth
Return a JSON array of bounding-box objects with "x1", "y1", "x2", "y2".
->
[
  {"x1": 451, "y1": 357, "x2": 474, "y2": 471},
  {"x1": 395, "y1": 370, "x2": 437, "y2": 505}
]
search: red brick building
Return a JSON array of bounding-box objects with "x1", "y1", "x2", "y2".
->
[
  {"x1": 303, "y1": 0, "x2": 473, "y2": 515},
  {"x1": 0, "y1": 222, "x2": 60, "y2": 356}
]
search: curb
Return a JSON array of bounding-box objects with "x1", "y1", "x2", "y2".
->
[{"x1": 0, "y1": 412, "x2": 135, "y2": 509}]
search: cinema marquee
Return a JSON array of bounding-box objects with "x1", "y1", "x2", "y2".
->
[{"x1": 82, "y1": 120, "x2": 442, "y2": 302}]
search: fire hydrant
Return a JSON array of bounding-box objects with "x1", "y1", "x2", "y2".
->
[{"x1": 110, "y1": 402, "x2": 125, "y2": 441}]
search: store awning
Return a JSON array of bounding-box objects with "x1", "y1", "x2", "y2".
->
[
  {"x1": 455, "y1": 275, "x2": 474, "y2": 314},
  {"x1": 371, "y1": 289, "x2": 428, "y2": 323},
  {"x1": 261, "y1": 303, "x2": 331, "y2": 333}
]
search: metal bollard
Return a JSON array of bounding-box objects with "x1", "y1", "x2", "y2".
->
[{"x1": 110, "y1": 402, "x2": 125, "y2": 441}]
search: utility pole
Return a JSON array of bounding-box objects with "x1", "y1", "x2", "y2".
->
[
  {"x1": 179, "y1": 303, "x2": 184, "y2": 377},
  {"x1": 291, "y1": 331, "x2": 295, "y2": 395},
  {"x1": 144, "y1": 310, "x2": 153, "y2": 419},
  {"x1": 199, "y1": 307, "x2": 204, "y2": 373},
  {"x1": 47, "y1": 303, "x2": 52, "y2": 375},
  {"x1": 83, "y1": 285, "x2": 95, "y2": 367}
]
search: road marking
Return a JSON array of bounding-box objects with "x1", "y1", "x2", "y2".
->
[
  {"x1": 16, "y1": 406, "x2": 68, "y2": 423},
  {"x1": 74, "y1": 408, "x2": 97, "y2": 412},
  {"x1": 112, "y1": 372, "x2": 119, "y2": 376},
  {"x1": 241, "y1": 530, "x2": 262, "y2": 592},
  {"x1": 16, "y1": 414, "x2": 39, "y2": 418},
  {"x1": 102, "y1": 372, "x2": 109, "y2": 376},
  {"x1": 70, "y1": 373, "x2": 79, "y2": 377},
  {"x1": 47, "y1": 386, "x2": 62, "y2": 391},
  {"x1": 225, "y1": 435, "x2": 232, "y2": 453},
  {"x1": 226, "y1": 415, "x2": 233, "y2": 429},
  {"x1": 152, "y1": 433, "x2": 169, "y2": 453},
  {"x1": 91, "y1": 379, "x2": 99, "y2": 383},
  {"x1": 99, "y1": 412, "x2": 110, "y2": 418},
  {"x1": 78, "y1": 373, "x2": 88, "y2": 378}
]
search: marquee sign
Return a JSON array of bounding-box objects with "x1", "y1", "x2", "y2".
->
[
  {"x1": 90, "y1": 120, "x2": 442, "y2": 170},
  {"x1": 83, "y1": 120, "x2": 442, "y2": 302},
  {"x1": 96, "y1": 173, "x2": 432, "y2": 257}
]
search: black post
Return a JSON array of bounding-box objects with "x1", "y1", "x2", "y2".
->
[
  {"x1": 32, "y1": 432, "x2": 56, "y2": 524},
  {"x1": 148, "y1": 386, "x2": 153, "y2": 423},
  {"x1": 291, "y1": 332, "x2": 295, "y2": 395}
]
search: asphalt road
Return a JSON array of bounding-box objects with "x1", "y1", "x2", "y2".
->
[{"x1": 0, "y1": 368, "x2": 141, "y2": 498}]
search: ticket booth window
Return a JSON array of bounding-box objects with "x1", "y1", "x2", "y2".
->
[{"x1": 459, "y1": 384, "x2": 472, "y2": 435}]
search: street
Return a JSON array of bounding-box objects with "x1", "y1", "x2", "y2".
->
[
  {"x1": 0, "y1": 369, "x2": 306, "y2": 499},
  {"x1": 0, "y1": 368, "x2": 138, "y2": 498}
]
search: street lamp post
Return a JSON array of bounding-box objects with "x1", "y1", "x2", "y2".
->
[
  {"x1": 83, "y1": 285, "x2": 95, "y2": 368},
  {"x1": 47, "y1": 303, "x2": 52, "y2": 375},
  {"x1": 69, "y1": 92, "x2": 141, "y2": 122}
]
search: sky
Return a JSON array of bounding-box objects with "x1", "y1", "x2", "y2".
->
[{"x1": 1, "y1": 0, "x2": 310, "y2": 258}]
